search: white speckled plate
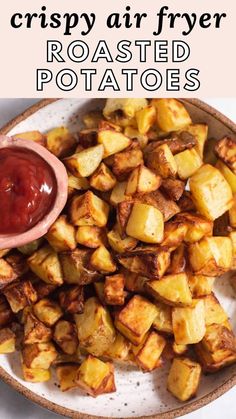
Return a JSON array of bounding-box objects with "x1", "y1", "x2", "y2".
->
[{"x1": 0, "y1": 99, "x2": 236, "y2": 419}]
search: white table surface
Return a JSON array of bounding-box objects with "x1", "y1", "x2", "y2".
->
[{"x1": 0, "y1": 98, "x2": 235, "y2": 419}]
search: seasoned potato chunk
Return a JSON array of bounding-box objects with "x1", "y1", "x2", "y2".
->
[
  {"x1": 0, "y1": 258, "x2": 17, "y2": 289},
  {"x1": 167, "y1": 358, "x2": 201, "y2": 401},
  {"x1": 112, "y1": 140, "x2": 144, "y2": 178},
  {"x1": 167, "y1": 243, "x2": 186, "y2": 275},
  {"x1": 90, "y1": 163, "x2": 116, "y2": 191},
  {"x1": 134, "y1": 189, "x2": 180, "y2": 221},
  {"x1": 67, "y1": 172, "x2": 89, "y2": 195},
  {"x1": 46, "y1": 215, "x2": 76, "y2": 252},
  {"x1": 107, "y1": 228, "x2": 137, "y2": 253},
  {"x1": 162, "y1": 220, "x2": 188, "y2": 249},
  {"x1": 175, "y1": 148, "x2": 202, "y2": 180},
  {"x1": 54, "y1": 320, "x2": 78, "y2": 355},
  {"x1": 115, "y1": 295, "x2": 157, "y2": 345},
  {"x1": 151, "y1": 99, "x2": 192, "y2": 132},
  {"x1": 75, "y1": 297, "x2": 115, "y2": 356},
  {"x1": 132, "y1": 331, "x2": 166, "y2": 372},
  {"x1": 76, "y1": 226, "x2": 106, "y2": 248},
  {"x1": 110, "y1": 181, "x2": 128, "y2": 205},
  {"x1": 104, "y1": 274, "x2": 125, "y2": 306},
  {"x1": 135, "y1": 105, "x2": 156, "y2": 134},
  {"x1": 203, "y1": 294, "x2": 228, "y2": 326},
  {"x1": 146, "y1": 273, "x2": 192, "y2": 306},
  {"x1": 70, "y1": 191, "x2": 109, "y2": 227},
  {"x1": 22, "y1": 342, "x2": 57, "y2": 369},
  {"x1": 90, "y1": 246, "x2": 116, "y2": 273},
  {"x1": 189, "y1": 164, "x2": 233, "y2": 220},
  {"x1": 161, "y1": 178, "x2": 185, "y2": 201},
  {"x1": 33, "y1": 299, "x2": 63, "y2": 327},
  {"x1": 3, "y1": 280, "x2": 37, "y2": 313},
  {"x1": 22, "y1": 363, "x2": 51, "y2": 383},
  {"x1": 216, "y1": 159, "x2": 236, "y2": 194},
  {"x1": 180, "y1": 124, "x2": 208, "y2": 158},
  {"x1": 56, "y1": 365, "x2": 79, "y2": 391},
  {"x1": 24, "y1": 310, "x2": 52, "y2": 344},
  {"x1": 126, "y1": 165, "x2": 161, "y2": 195},
  {"x1": 153, "y1": 302, "x2": 173, "y2": 334},
  {"x1": 146, "y1": 144, "x2": 177, "y2": 178},
  {"x1": 188, "y1": 275, "x2": 215, "y2": 297},
  {"x1": 0, "y1": 328, "x2": 15, "y2": 353},
  {"x1": 76, "y1": 355, "x2": 116, "y2": 397},
  {"x1": 104, "y1": 98, "x2": 147, "y2": 121},
  {"x1": 124, "y1": 126, "x2": 148, "y2": 149},
  {"x1": 58, "y1": 285, "x2": 84, "y2": 314},
  {"x1": 126, "y1": 203, "x2": 164, "y2": 244},
  {"x1": 188, "y1": 237, "x2": 233, "y2": 276},
  {"x1": 215, "y1": 137, "x2": 236, "y2": 174},
  {"x1": 172, "y1": 299, "x2": 206, "y2": 344},
  {"x1": 28, "y1": 245, "x2": 63, "y2": 286},
  {"x1": 123, "y1": 271, "x2": 148, "y2": 293},
  {"x1": 175, "y1": 212, "x2": 213, "y2": 243},
  {"x1": 64, "y1": 144, "x2": 104, "y2": 177},
  {"x1": 46, "y1": 126, "x2": 76, "y2": 157},
  {"x1": 98, "y1": 130, "x2": 131, "y2": 157},
  {"x1": 60, "y1": 248, "x2": 99, "y2": 285},
  {"x1": 13, "y1": 130, "x2": 46, "y2": 146},
  {"x1": 103, "y1": 333, "x2": 131, "y2": 363}
]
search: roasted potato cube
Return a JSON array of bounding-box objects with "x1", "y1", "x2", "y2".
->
[
  {"x1": 98, "y1": 130, "x2": 131, "y2": 157},
  {"x1": 107, "y1": 228, "x2": 137, "y2": 254},
  {"x1": 0, "y1": 258, "x2": 17, "y2": 289},
  {"x1": 78, "y1": 128, "x2": 97, "y2": 148},
  {"x1": 167, "y1": 358, "x2": 201, "y2": 401},
  {"x1": 28, "y1": 245, "x2": 63, "y2": 286},
  {"x1": 188, "y1": 237, "x2": 233, "y2": 276},
  {"x1": 22, "y1": 342, "x2": 57, "y2": 369},
  {"x1": 135, "y1": 105, "x2": 156, "y2": 134},
  {"x1": 83, "y1": 110, "x2": 103, "y2": 129},
  {"x1": 104, "y1": 98, "x2": 147, "y2": 121},
  {"x1": 76, "y1": 226, "x2": 106, "y2": 248},
  {"x1": 53, "y1": 320, "x2": 78, "y2": 355},
  {"x1": 58, "y1": 285, "x2": 84, "y2": 314},
  {"x1": 153, "y1": 302, "x2": 173, "y2": 334},
  {"x1": 174, "y1": 148, "x2": 202, "y2": 180},
  {"x1": 115, "y1": 295, "x2": 157, "y2": 345},
  {"x1": 132, "y1": 331, "x2": 166, "y2": 372},
  {"x1": 172, "y1": 299, "x2": 206, "y2": 344},
  {"x1": 116, "y1": 201, "x2": 133, "y2": 237},
  {"x1": 216, "y1": 159, "x2": 236, "y2": 194},
  {"x1": 172, "y1": 342, "x2": 188, "y2": 356},
  {"x1": 118, "y1": 247, "x2": 170, "y2": 279},
  {"x1": 5, "y1": 252, "x2": 29, "y2": 277},
  {"x1": 229, "y1": 195, "x2": 236, "y2": 228},
  {"x1": 56, "y1": 365, "x2": 79, "y2": 391},
  {"x1": 46, "y1": 215, "x2": 76, "y2": 252},
  {"x1": 181, "y1": 124, "x2": 208, "y2": 158},
  {"x1": 215, "y1": 137, "x2": 236, "y2": 174},
  {"x1": 13, "y1": 130, "x2": 46, "y2": 146},
  {"x1": 112, "y1": 140, "x2": 144, "y2": 178},
  {"x1": 189, "y1": 164, "x2": 233, "y2": 220},
  {"x1": 0, "y1": 296, "x2": 13, "y2": 327},
  {"x1": 162, "y1": 220, "x2": 188, "y2": 249},
  {"x1": 124, "y1": 126, "x2": 148, "y2": 149},
  {"x1": 33, "y1": 298, "x2": 62, "y2": 327},
  {"x1": 203, "y1": 294, "x2": 228, "y2": 326},
  {"x1": 90, "y1": 163, "x2": 116, "y2": 191},
  {"x1": 24, "y1": 310, "x2": 52, "y2": 344},
  {"x1": 22, "y1": 363, "x2": 51, "y2": 383},
  {"x1": 64, "y1": 144, "x2": 104, "y2": 177},
  {"x1": 90, "y1": 246, "x2": 116, "y2": 274},
  {"x1": 126, "y1": 203, "x2": 164, "y2": 244},
  {"x1": 3, "y1": 280, "x2": 37, "y2": 313},
  {"x1": 103, "y1": 332, "x2": 131, "y2": 362},
  {"x1": 60, "y1": 248, "x2": 99, "y2": 285},
  {"x1": 76, "y1": 355, "x2": 116, "y2": 397},
  {"x1": 110, "y1": 181, "x2": 128, "y2": 205},
  {"x1": 75, "y1": 297, "x2": 115, "y2": 356},
  {"x1": 46, "y1": 126, "x2": 76, "y2": 157},
  {"x1": 146, "y1": 273, "x2": 192, "y2": 307},
  {"x1": 126, "y1": 165, "x2": 161, "y2": 195},
  {"x1": 134, "y1": 189, "x2": 180, "y2": 222},
  {"x1": 146, "y1": 144, "x2": 177, "y2": 178},
  {"x1": 70, "y1": 191, "x2": 109, "y2": 227},
  {"x1": 145, "y1": 131, "x2": 196, "y2": 156},
  {"x1": 161, "y1": 178, "x2": 185, "y2": 201},
  {"x1": 104, "y1": 274, "x2": 125, "y2": 306},
  {"x1": 167, "y1": 243, "x2": 186, "y2": 275},
  {"x1": 123, "y1": 270, "x2": 148, "y2": 293},
  {"x1": 151, "y1": 99, "x2": 192, "y2": 132},
  {"x1": 18, "y1": 239, "x2": 43, "y2": 256},
  {"x1": 0, "y1": 328, "x2": 15, "y2": 353},
  {"x1": 175, "y1": 212, "x2": 213, "y2": 243},
  {"x1": 67, "y1": 172, "x2": 89, "y2": 195},
  {"x1": 188, "y1": 275, "x2": 215, "y2": 297}
]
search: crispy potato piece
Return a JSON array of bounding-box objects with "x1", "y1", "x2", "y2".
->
[
  {"x1": 115, "y1": 295, "x2": 157, "y2": 345},
  {"x1": 46, "y1": 126, "x2": 76, "y2": 158},
  {"x1": 123, "y1": 270, "x2": 148, "y2": 293},
  {"x1": 229, "y1": 195, "x2": 236, "y2": 228},
  {"x1": 75, "y1": 297, "x2": 115, "y2": 356},
  {"x1": 162, "y1": 220, "x2": 188, "y2": 249},
  {"x1": 215, "y1": 137, "x2": 236, "y2": 174},
  {"x1": 70, "y1": 191, "x2": 109, "y2": 227},
  {"x1": 132, "y1": 331, "x2": 166, "y2": 372},
  {"x1": 151, "y1": 99, "x2": 192, "y2": 132},
  {"x1": 167, "y1": 244, "x2": 186, "y2": 274},
  {"x1": 22, "y1": 342, "x2": 57, "y2": 369},
  {"x1": 3, "y1": 280, "x2": 37, "y2": 313},
  {"x1": 179, "y1": 124, "x2": 208, "y2": 158},
  {"x1": 126, "y1": 165, "x2": 161, "y2": 195},
  {"x1": 135, "y1": 105, "x2": 156, "y2": 134},
  {"x1": 46, "y1": 215, "x2": 76, "y2": 252},
  {"x1": 110, "y1": 181, "x2": 128, "y2": 205},
  {"x1": 60, "y1": 248, "x2": 99, "y2": 285},
  {"x1": 153, "y1": 302, "x2": 173, "y2": 334},
  {"x1": 59, "y1": 285, "x2": 84, "y2": 314},
  {"x1": 188, "y1": 275, "x2": 215, "y2": 297},
  {"x1": 67, "y1": 172, "x2": 89, "y2": 196},
  {"x1": 90, "y1": 163, "x2": 116, "y2": 191},
  {"x1": 78, "y1": 129, "x2": 97, "y2": 148},
  {"x1": 56, "y1": 365, "x2": 79, "y2": 391},
  {"x1": 5, "y1": 252, "x2": 29, "y2": 277},
  {"x1": 172, "y1": 299, "x2": 206, "y2": 344},
  {"x1": 22, "y1": 363, "x2": 51, "y2": 383},
  {"x1": 112, "y1": 140, "x2": 144, "y2": 178},
  {"x1": 104, "y1": 98, "x2": 148, "y2": 121},
  {"x1": 33, "y1": 298, "x2": 63, "y2": 327},
  {"x1": 13, "y1": 130, "x2": 46, "y2": 146},
  {"x1": 0, "y1": 296, "x2": 13, "y2": 328},
  {"x1": 167, "y1": 358, "x2": 201, "y2": 401},
  {"x1": 190, "y1": 164, "x2": 233, "y2": 220},
  {"x1": 83, "y1": 110, "x2": 103, "y2": 129},
  {"x1": 175, "y1": 212, "x2": 213, "y2": 243},
  {"x1": 18, "y1": 239, "x2": 43, "y2": 256},
  {"x1": 146, "y1": 144, "x2": 177, "y2": 178},
  {"x1": 161, "y1": 178, "x2": 185, "y2": 201},
  {"x1": 28, "y1": 245, "x2": 63, "y2": 286},
  {"x1": 126, "y1": 203, "x2": 164, "y2": 244},
  {"x1": 64, "y1": 144, "x2": 104, "y2": 177},
  {"x1": 90, "y1": 246, "x2": 116, "y2": 273},
  {"x1": 98, "y1": 130, "x2": 131, "y2": 157},
  {"x1": 0, "y1": 328, "x2": 15, "y2": 353},
  {"x1": 76, "y1": 226, "x2": 106, "y2": 248},
  {"x1": 104, "y1": 274, "x2": 125, "y2": 306},
  {"x1": 124, "y1": 126, "x2": 148, "y2": 149},
  {"x1": 146, "y1": 273, "x2": 192, "y2": 307},
  {"x1": 0, "y1": 258, "x2": 17, "y2": 289},
  {"x1": 216, "y1": 159, "x2": 236, "y2": 194},
  {"x1": 118, "y1": 247, "x2": 170, "y2": 279},
  {"x1": 188, "y1": 237, "x2": 233, "y2": 276},
  {"x1": 134, "y1": 190, "x2": 180, "y2": 221},
  {"x1": 195, "y1": 324, "x2": 236, "y2": 372},
  {"x1": 54, "y1": 320, "x2": 78, "y2": 355},
  {"x1": 24, "y1": 310, "x2": 52, "y2": 344},
  {"x1": 172, "y1": 342, "x2": 188, "y2": 356},
  {"x1": 76, "y1": 355, "x2": 116, "y2": 397},
  {"x1": 103, "y1": 332, "x2": 131, "y2": 363},
  {"x1": 203, "y1": 294, "x2": 228, "y2": 326},
  {"x1": 174, "y1": 148, "x2": 202, "y2": 180},
  {"x1": 33, "y1": 281, "x2": 56, "y2": 300},
  {"x1": 107, "y1": 228, "x2": 137, "y2": 254},
  {"x1": 116, "y1": 201, "x2": 133, "y2": 237},
  {"x1": 144, "y1": 132, "x2": 196, "y2": 156}
]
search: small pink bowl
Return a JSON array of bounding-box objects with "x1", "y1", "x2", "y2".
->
[{"x1": 0, "y1": 135, "x2": 68, "y2": 249}]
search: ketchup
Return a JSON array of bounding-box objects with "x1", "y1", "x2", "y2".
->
[{"x1": 0, "y1": 147, "x2": 57, "y2": 234}]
